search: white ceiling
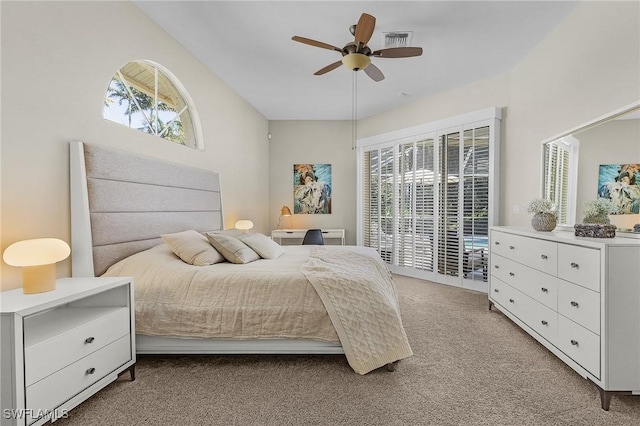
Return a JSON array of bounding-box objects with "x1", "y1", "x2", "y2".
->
[{"x1": 134, "y1": 1, "x2": 577, "y2": 121}]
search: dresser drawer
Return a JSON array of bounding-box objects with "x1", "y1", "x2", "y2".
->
[
  {"x1": 557, "y1": 315, "x2": 600, "y2": 379},
  {"x1": 26, "y1": 335, "x2": 131, "y2": 422},
  {"x1": 502, "y1": 285, "x2": 531, "y2": 324},
  {"x1": 528, "y1": 301, "x2": 558, "y2": 346},
  {"x1": 558, "y1": 281, "x2": 600, "y2": 335},
  {"x1": 491, "y1": 231, "x2": 557, "y2": 275},
  {"x1": 25, "y1": 307, "x2": 130, "y2": 386},
  {"x1": 489, "y1": 276, "x2": 509, "y2": 307},
  {"x1": 491, "y1": 254, "x2": 559, "y2": 310},
  {"x1": 557, "y1": 244, "x2": 600, "y2": 292}
]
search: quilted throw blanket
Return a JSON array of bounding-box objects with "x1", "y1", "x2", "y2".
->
[{"x1": 301, "y1": 247, "x2": 413, "y2": 374}]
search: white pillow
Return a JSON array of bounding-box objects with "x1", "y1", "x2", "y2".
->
[
  {"x1": 161, "y1": 230, "x2": 225, "y2": 266},
  {"x1": 239, "y1": 233, "x2": 285, "y2": 259},
  {"x1": 205, "y1": 233, "x2": 260, "y2": 264}
]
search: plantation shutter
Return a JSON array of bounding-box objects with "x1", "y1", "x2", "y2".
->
[{"x1": 358, "y1": 108, "x2": 500, "y2": 292}]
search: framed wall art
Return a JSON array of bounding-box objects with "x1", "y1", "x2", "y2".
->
[
  {"x1": 598, "y1": 163, "x2": 640, "y2": 214},
  {"x1": 293, "y1": 164, "x2": 332, "y2": 214}
]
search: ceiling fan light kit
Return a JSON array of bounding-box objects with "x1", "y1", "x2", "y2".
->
[
  {"x1": 292, "y1": 12, "x2": 423, "y2": 81},
  {"x1": 342, "y1": 53, "x2": 371, "y2": 71}
]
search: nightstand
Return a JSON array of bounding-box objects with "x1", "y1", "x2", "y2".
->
[{"x1": 0, "y1": 277, "x2": 135, "y2": 425}]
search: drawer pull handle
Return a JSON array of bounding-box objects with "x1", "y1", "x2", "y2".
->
[
  {"x1": 570, "y1": 262, "x2": 579, "y2": 269},
  {"x1": 494, "y1": 241, "x2": 500, "y2": 245},
  {"x1": 570, "y1": 301, "x2": 579, "y2": 308},
  {"x1": 541, "y1": 320, "x2": 548, "y2": 326},
  {"x1": 493, "y1": 289, "x2": 499, "y2": 293},
  {"x1": 494, "y1": 265, "x2": 499, "y2": 269},
  {"x1": 570, "y1": 339, "x2": 579, "y2": 346},
  {"x1": 509, "y1": 272, "x2": 515, "y2": 277},
  {"x1": 541, "y1": 287, "x2": 548, "y2": 293},
  {"x1": 85, "y1": 337, "x2": 95, "y2": 344},
  {"x1": 541, "y1": 254, "x2": 548, "y2": 260},
  {"x1": 86, "y1": 367, "x2": 96, "y2": 375},
  {"x1": 509, "y1": 298, "x2": 515, "y2": 303},
  {"x1": 509, "y1": 245, "x2": 515, "y2": 250}
]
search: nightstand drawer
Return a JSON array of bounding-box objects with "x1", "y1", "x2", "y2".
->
[
  {"x1": 25, "y1": 307, "x2": 130, "y2": 386},
  {"x1": 26, "y1": 335, "x2": 131, "y2": 423}
]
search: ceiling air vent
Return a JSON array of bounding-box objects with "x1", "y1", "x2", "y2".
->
[{"x1": 381, "y1": 31, "x2": 413, "y2": 48}]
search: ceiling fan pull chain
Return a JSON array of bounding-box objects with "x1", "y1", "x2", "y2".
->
[{"x1": 352, "y1": 71, "x2": 358, "y2": 150}]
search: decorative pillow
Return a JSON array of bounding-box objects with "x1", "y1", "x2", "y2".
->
[
  {"x1": 239, "y1": 233, "x2": 285, "y2": 260},
  {"x1": 161, "y1": 230, "x2": 225, "y2": 266},
  {"x1": 205, "y1": 233, "x2": 260, "y2": 264},
  {"x1": 204, "y1": 228, "x2": 244, "y2": 238}
]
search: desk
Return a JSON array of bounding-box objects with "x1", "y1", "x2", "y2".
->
[{"x1": 271, "y1": 229, "x2": 345, "y2": 245}]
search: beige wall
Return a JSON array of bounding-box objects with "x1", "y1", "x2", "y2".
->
[
  {"x1": 268, "y1": 121, "x2": 357, "y2": 244},
  {"x1": 1, "y1": 2, "x2": 269, "y2": 290}
]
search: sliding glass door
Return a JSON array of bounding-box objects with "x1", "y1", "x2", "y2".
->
[{"x1": 357, "y1": 109, "x2": 500, "y2": 292}]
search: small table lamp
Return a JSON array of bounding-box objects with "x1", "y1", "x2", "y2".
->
[
  {"x1": 3, "y1": 238, "x2": 71, "y2": 294},
  {"x1": 277, "y1": 206, "x2": 293, "y2": 229},
  {"x1": 235, "y1": 220, "x2": 254, "y2": 233}
]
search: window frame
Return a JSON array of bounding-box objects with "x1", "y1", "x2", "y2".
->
[{"x1": 103, "y1": 60, "x2": 203, "y2": 150}]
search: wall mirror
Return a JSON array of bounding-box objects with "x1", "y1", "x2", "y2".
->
[{"x1": 541, "y1": 101, "x2": 640, "y2": 233}]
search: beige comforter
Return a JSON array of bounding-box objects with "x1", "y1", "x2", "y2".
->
[{"x1": 104, "y1": 244, "x2": 412, "y2": 374}]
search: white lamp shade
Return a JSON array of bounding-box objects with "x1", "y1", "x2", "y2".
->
[
  {"x1": 3, "y1": 238, "x2": 71, "y2": 267},
  {"x1": 234, "y1": 220, "x2": 254, "y2": 231}
]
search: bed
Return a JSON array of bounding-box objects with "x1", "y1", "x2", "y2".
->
[{"x1": 69, "y1": 141, "x2": 412, "y2": 374}]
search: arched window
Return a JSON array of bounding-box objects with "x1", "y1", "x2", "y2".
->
[{"x1": 104, "y1": 60, "x2": 200, "y2": 149}]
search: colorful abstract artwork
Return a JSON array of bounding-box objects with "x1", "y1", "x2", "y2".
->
[
  {"x1": 598, "y1": 164, "x2": 640, "y2": 214},
  {"x1": 293, "y1": 164, "x2": 332, "y2": 214}
]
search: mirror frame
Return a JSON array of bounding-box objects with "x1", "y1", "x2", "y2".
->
[{"x1": 540, "y1": 100, "x2": 640, "y2": 231}]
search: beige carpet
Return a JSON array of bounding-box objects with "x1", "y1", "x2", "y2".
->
[{"x1": 57, "y1": 275, "x2": 640, "y2": 425}]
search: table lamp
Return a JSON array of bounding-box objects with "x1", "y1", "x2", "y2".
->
[
  {"x1": 235, "y1": 220, "x2": 254, "y2": 232},
  {"x1": 3, "y1": 238, "x2": 71, "y2": 294},
  {"x1": 277, "y1": 206, "x2": 293, "y2": 229}
]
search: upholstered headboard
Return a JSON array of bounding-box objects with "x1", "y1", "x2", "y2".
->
[{"x1": 70, "y1": 141, "x2": 223, "y2": 277}]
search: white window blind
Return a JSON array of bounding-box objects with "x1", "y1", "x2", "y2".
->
[
  {"x1": 543, "y1": 137, "x2": 578, "y2": 225},
  {"x1": 358, "y1": 108, "x2": 500, "y2": 293}
]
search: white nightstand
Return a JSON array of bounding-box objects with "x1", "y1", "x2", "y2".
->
[
  {"x1": 271, "y1": 228, "x2": 345, "y2": 245},
  {"x1": 0, "y1": 277, "x2": 135, "y2": 425}
]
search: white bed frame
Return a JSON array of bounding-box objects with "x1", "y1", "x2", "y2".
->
[{"x1": 69, "y1": 141, "x2": 343, "y2": 355}]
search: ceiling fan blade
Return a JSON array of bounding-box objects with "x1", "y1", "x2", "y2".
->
[
  {"x1": 292, "y1": 36, "x2": 342, "y2": 52},
  {"x1": 354, "y1": 13, "x2": 376, "y2": 51},
  {"x1": 373, "y1": 47, "x2": 423, "y2": 58},
  {"x1": 364, "y1": 63, "x2": 385, "y2": 82},
  {"x1": 314, "y1": 60, "x2": 343, "y2": 76}
]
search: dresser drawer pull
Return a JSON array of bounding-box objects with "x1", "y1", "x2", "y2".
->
[
  {"x1": 494, "y1": 241, "x2": 500, "y2": 245},
  {"x1": 494, "y1": 265, "x2": 499, "y2": 269},
  {"x1": 541, "y1": 320, "x2": 548, "y2": 326},
  {"x1": 570, "y1": 262, "x2": 579, "y2": 269},
  {"x1": 86, "y1": 367, "x2": 96, "y2": 375},
  {"x1": 541, "y1": 254, "x2": 548, "y2": 260},
  {"x1": 570, "y1": 301, "x2": 579, "y2": 308},
  {"x1": 509, "y1": 298, "x2": 514, "y2": 303},
  {"x1": 85, "y1": 337, "x2": 95, "y2": 344},
  {"x1": 509, "y1": 272, "x2": 515, "y2": 277},
  {"x1": 493, "y1": 288, "x2": 499, "y2": 293},
  {"x1": 509, "y1": 245, "x2": 515, "y2": 250},
  {"x1": 570, "y1": 339, "x2": 579, "y2": 346},
  {"x1": 541, "y1": 287, "x2": 548, "y2": 293}
]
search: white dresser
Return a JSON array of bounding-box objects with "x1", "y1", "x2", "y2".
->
[
  {"x1": 489, "y1": 227, "x2": 640, "y2": 410},
  {"x1": 1, "y1": 277, "x2": 135, "y2": 425}
]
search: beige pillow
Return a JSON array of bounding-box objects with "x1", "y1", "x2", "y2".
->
[
  {"x1": 161, "y1": 230, "x2": 225, "y2": 266},
  {"x1": 205, "y1": 233, "x2": 260, "y2": 264},
  {"x1": 239, "y1": 233, "x2": 284, "y2": 259}
]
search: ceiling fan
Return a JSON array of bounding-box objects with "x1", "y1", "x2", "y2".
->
[{"x1": 292, "y1": 13, "x2": 423, "y2": 82}]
